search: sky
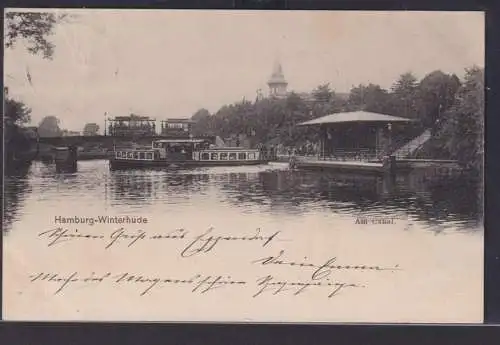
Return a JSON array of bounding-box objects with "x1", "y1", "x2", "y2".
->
[{"x1": 4, "y1": 10, "x2": 484, "y2": 132}]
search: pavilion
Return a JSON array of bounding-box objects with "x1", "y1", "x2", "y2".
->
[{"x1": 297, "y1": 111, "x2": 416, "y2": 161}]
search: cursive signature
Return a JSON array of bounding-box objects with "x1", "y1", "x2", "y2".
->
[{"x1": 252, "y1": 250, "x2": 401, "y2": 280}]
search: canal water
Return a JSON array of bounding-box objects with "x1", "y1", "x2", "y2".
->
[{"x1": 3, "y1": 160, "x2": 483, "y2": 322}]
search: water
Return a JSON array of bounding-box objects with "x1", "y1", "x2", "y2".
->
[{"x1": 3, "y1": 160, "x2": 483, "y2": 322}]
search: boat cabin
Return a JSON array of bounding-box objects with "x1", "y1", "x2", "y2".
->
[{"x1": 113, "y1": 139, "x2": 262, "y2": 162}]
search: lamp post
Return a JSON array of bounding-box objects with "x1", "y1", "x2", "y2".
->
[
  {"x1": 387, "y1": 123, "x2": 393, "y2": 154},
  {"x1": 104, "y1": 112, "x2": 108, "y2": 136}
]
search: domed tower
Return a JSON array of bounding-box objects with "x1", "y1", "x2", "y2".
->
[{"x1": 267, "y1": 61, "x2": 288, "y2": 98}]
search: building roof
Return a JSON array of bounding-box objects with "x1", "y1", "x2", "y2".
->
[
  {"x1": 298, "y1": 111, "x2": 415, "y2": 126},
  {"x1": 163, "y1": 118, "x2": 195, "y2": 123},
  {"x1": 267, "y1": 61, "x2": 288, "y2": 85},
  {"x1": 112, "y1": 115, "x2": 154, "y2": 121}
]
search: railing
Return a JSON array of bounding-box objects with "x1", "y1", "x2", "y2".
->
[
  {"x1": 294, "y1": 149, "x2": 379, "y2": 162},
  {"x1": 391, "y1": 129, "x2": 432, "y2": 158},
  {"x1": 109, "y1": 127, "x2": 156, "y2": 137}
]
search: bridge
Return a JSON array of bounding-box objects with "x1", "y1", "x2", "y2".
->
[
  {"x1": 31, "y1": 134, "x2": 215, "y2": 149},
  {"x1": 25, "y1": 134, "x2": 217, "y2": 162}
]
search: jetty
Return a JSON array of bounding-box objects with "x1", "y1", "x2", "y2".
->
[{"x1": 291, "y1": 111, "x2": 460, "y2": 175}]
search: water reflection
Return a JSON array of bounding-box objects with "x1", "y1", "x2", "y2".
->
[
  {"x1": 4, "y1": 166, "x2": 33, "y2": 233},
  {"x1": 3, "y1": 161, "x2": 482, "y2": 234},
  {"x1": 108, "y1": 169, "x2": 211, "y2": 205},
  {"x1": 215, "y1": 169, "x2": 481, "y2": 230}
]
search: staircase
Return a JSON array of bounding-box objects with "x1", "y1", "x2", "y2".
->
[{"x1": 391, "y1": 129, "x2": 432, "y2": 159}]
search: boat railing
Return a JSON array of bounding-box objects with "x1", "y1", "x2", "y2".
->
[{"x1": 196, "y1": 149, "x2": 260, "y2": 161}]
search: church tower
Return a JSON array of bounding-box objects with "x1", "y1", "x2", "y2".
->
[{"x1": 267, "y1": 61, "x2": 288, "y2": 98}]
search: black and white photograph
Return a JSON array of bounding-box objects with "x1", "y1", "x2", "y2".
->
[{"x1": 3, "y1": 9, "x2": 484, "y2": 322}]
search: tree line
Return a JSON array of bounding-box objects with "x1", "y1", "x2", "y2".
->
[{"x1": 191, "y1": 67, "x2": 483, "y2": 171}]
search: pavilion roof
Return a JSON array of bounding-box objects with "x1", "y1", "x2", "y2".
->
[{"x1": 298, "y1": 111, "x2": 414, "y2": 126}]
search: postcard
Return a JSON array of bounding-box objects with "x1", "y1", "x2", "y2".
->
[{"x1": 3, "y1": 9, "x2": 484, "y2": 322}]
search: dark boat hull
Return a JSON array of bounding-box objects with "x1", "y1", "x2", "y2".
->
[{"x1": 109, "y1": 158, "x2": 269, "y2": 170}]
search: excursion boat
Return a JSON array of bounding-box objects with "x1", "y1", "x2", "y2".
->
[{"x1": 109, "y1": 138, "x2": 270, "y2": 170}]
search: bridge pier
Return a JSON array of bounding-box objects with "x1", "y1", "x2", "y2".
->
[{"x1": 53, "y1": 145, "x2": 78, "y2": 173}]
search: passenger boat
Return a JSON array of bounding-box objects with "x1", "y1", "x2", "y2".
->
[{"x1": 109, "y1": 138, "x2": 270, "y2": 170}]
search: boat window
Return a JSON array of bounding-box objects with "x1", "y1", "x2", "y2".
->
[
  {"x1": 248, "y1": 153, "x2": 255, "y2": 160},
  {"x1": 238, "y1": 152, "x2": 247, "y2": 160},
  {"x1": 229, "y1": 153, "x2": 237, "y2": 160},
  {"x1": 127, "y1": 152, "x2": 134, "y2": 159},
  {"x1": 211, "y1": 152, "x2": 218, "y2": 160},
  {"x1": 201, "y1": 152, "x2": 210, "y2": 160},
  {"x1": 134, "y1": 152, "x2": 139, "y2": 159},
  {"x1": 139, "y1": 152, "x2": 145, "y2": 160},
  {"x1": 220, "y1": 152, "x2": 228, "y2": 160},
  {"x1": 146, "y1": 152, "x2": 153, "y2": 160},
  {"x1": 116, "y1": 152, "x2": 121, "y2": 158}
]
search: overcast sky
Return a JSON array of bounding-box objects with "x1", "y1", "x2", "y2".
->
[{"x1": 4, "y1": 10, "x2": 484, "y2": 132}]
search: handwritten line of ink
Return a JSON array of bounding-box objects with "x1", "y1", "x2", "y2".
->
[
  {"x1": 252, "y1": 250, "x2": 401, "y2": 280},
  {"x1": 180, "y1": 227, "x2": 280, "y2": 257},
  {"x1": 27, "y1": 271, "x2": 365, "y2": 298},
  {"x1": 37, "y1": 227, "x2": 281, "y2": 258}
]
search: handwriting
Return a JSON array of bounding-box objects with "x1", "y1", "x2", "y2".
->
[
  {"x1": 253, "y1": 275, "x2": 364, "y2": 298},
  {"x1": 38, "y1": 227, "x2": 280, "y2": 257},
  {"x1": 27, "y1": 270, "x2": 366, "y2": 298},
  {"x1": 180, "y1": 227, "x2": 280, "y2": 257},
  {"x1": 113, "y1": 272, "x2": 246, "y2": 296},
  {"x1": 29, "y1": 271, "x2": 247, "y2": 296},
  {"x1": 252, "y1": 250, "x2": 401, "y2": 280},
  {"x1": 38, "y1": 228, "x2": 105, "y2": 247},
  {"x1": 29, "y1": 271, "x2": 111, "y2": 294}
]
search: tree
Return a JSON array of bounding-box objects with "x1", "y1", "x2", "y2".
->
[
  {"x1": 312, "y1": 83, "x2": 333, "y2": 103},
  {"x1": 348, "y1": 83, "x2": 392, "y2": 114},
  {"x1": 4, "y1": 97, "x2": 32, "y2": 127},
  {"x1": 417, "y1": 70, "x2": 461, "y2": 127},
  {"x1": 38, "y1": 116, "x2": 62, "y2": 137},
  {"x1": 437, "y1": 66, "x2": 484, "y2": 172},
  {"x1": 391, "y1": 72, "x2": 419, "y2": 118},
  {"x1": 5, "y1": 11, "x2": 70, "y2": 59},
  {"x1": 83, "y1": 123, "x2": 100, "y2": 136},
  {"x1": 4, "y1": 96, "x2": 33, "y2": 151},
  {"x1": 191, "y1": 108, "x2": 211, "y2": 122}
]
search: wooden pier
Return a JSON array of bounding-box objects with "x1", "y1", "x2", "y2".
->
[{"x1": 290, "y1": 155, "x2": 462, "y2": 176}]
